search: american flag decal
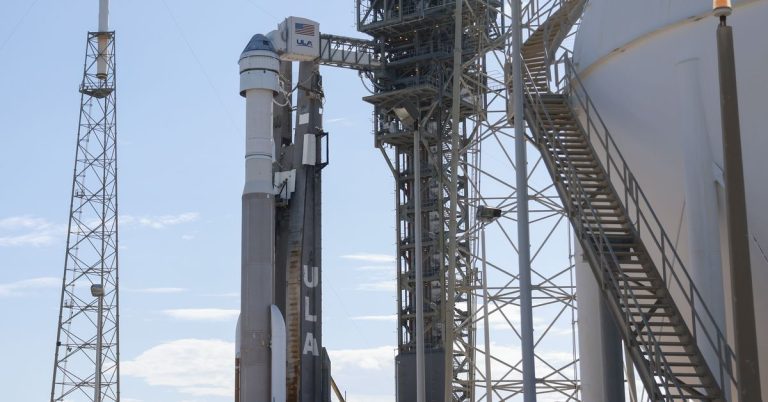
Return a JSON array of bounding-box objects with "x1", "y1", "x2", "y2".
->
[{"x1": 295, "y1": 22, "x2": 315, "y2": 36}]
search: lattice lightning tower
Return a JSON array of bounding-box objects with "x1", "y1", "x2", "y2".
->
[{"x1": 50, "y1": 3, "x2": 119, "y2": 401}]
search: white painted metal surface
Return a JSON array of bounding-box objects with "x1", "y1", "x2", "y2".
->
[
  {"x1": 240, "y1": 46, "x2": 279, "y2": 194},
  {"x1": 96, "y1": 0, "x2": 109, "y2": 79},
  {"x1": 273, "y1": 17, "x2": 320, "y2": 62},
  {"x1": 238, "y1": 35, "x2": 280, "y2": 402},
  {"x1": 270, "y1": 305, "x2": 287, "y2": 402},
  {"x1": 574, "y1": 0, "x2": 768, "y2": 398}
]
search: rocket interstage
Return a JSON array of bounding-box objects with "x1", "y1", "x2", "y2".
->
[{"x1": 238, "y1": 34, "x2": 286, "y2": 402}]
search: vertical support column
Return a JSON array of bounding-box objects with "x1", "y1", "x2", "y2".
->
[
  {"x1": 414, "y1": 129, "x2": 426, "y2": 402},
  {"x1": 480, "y1": 229, "x2": 493, "y2": 402},
  {"x1": 95, "y1": 0, "x2": 110, "y2": 384},
  {"x1": 95, "y1": 2, "x2": 111, "y2": 394},
  {"x1": 511, "y1": 0, "x2": 537, "y2": 400},
  {"x1": 94, "y1": 288, "x2": 104, "y2": 402},
  {"x1": 575, "y1": 242, "x2": 625, "y2": 402},
  {"x1": 445, "y1": 0, "x2": 464, "y2": 399},
  {"x1": 716, "y1": 15, "x2": 762, "y2": 401}
]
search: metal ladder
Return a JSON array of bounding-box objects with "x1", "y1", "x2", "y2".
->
[{"x1": 514, "y1": 0, "x2": 739, "y2": 400}]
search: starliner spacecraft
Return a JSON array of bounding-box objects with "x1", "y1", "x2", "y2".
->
[{"x1": 235, "y1": 17, "x2": 364, "y2": 402}]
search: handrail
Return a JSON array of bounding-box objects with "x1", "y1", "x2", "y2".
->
[
  {"x1": 546, "y1": 51, "x2": 738, "y2": 395},
  {"x1": 521, "y1": 60, "x2": 695, "y2": 399}
]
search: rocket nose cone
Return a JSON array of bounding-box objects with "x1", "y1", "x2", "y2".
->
[{"x1": 242, "y1": 34, "x2": 275, "y2": 56}]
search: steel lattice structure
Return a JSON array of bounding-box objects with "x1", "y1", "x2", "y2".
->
[
  {"x1": 356, "y1": 0, "x2": 581, "y2": 400},
  {"x1": 50, "y1": 31, "x2": 120, "y2": 402},
  {"x1": 464, "y1": 1, "x2": 582, "y2": 399}
]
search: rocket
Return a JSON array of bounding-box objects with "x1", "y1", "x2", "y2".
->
[
  {"x1": 236, "y1": 19, "x2": 331, "y2": 402},
  {"x1": 237, "y1": 34, "x2": 287, "y2": 402}
]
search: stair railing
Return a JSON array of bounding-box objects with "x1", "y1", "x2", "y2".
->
[
  {"x1": 521, "y1": 59, "x2": 703, "y2": 399},
  {"x1": 550, "y1": 51, "x2": 738, "y2": 395},
  {"x1": 522, "y1": 0, "x2": 586, "y2": 94}
]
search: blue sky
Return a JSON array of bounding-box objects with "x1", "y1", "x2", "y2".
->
[
  {"x1": 0, "y1": 1, "x2": 398, "y2": 401},
  {"x1": 0, "y1": 1, "x2": 581, "y2": 401}
]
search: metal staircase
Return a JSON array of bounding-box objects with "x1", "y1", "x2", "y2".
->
[
  {"x1": 521, "y1": 0, "x2": 586, "y2": 91},
  {"x1": 512, "y1": 0, "x2": 739, "y2": 400}
]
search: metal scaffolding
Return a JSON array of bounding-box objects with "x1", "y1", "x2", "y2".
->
[
  {"x1": 50, "y1": 31, "x2": 120, "y2": 402},
  {"x1": 356, "y1": 0, "x2": 581, "y2": 399}
]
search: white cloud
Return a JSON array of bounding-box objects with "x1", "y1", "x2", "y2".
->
[
  {"x1": 122, "y1": 339, "x2": 233, "y2": 397},
  {"x1": 325, "y1": 117, "x2": 355, "y2": 127},
  {"x1": 352, "y1": 314, "x2": 397, "y2": 321},
  {"x1": 205, "y1": 291, "x2": 240, "y2": 298},
  {"x1": 0, "y1": 216, "x2": 63, "y2": 247},
  {"x1": 340, "y1": 393, "x2": 393, "y2": 402},
  {"x1": 162, "y1": 308, "x2": 239, "y2": 321},
  {"x1": 121, "y1": 212, "x2": 200, "y2": 229},
  {"x1": 486, "y1": 303, "x2": 521, "y2": 329},
  {"x1": 0, "y1": 277, "x2": 59, "y2": 297},
  {"x1": 329, "y1": 345, "x2": 395, "y2": 371},
  {"x1": 354, "y1": 265, "x2": 395, "y2": 272},
  {"x1": 0, "y1": 216, "x2": 49, "y2": 229},
  {"x1": 356, "y1": 280, "x2": 396, "y2": 292},
  {"x1": 341, "y1": 253, "x2": 396, "y2": 263},
  {"x1": 181, "y1": 234, "x2": 195, "y2": 240},
  {"x1": 129, "y1": 287, "x2": 188, "y2": 294},
  {"x1": 480, "y1": 302, "x2": 574, "y2": 336},
  {"x1": 473, "y1": 342, "x2": 578, "y2": 396}
]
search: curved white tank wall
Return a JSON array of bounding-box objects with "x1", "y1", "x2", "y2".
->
[{"x1": 573, "y1": 0, "x2": 768, "y2": 399}]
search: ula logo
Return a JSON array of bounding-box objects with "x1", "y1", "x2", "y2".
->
[{"x1": 297, "y1": 39, "x2": 313, "y2": 48}]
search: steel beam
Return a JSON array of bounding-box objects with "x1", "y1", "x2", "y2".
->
[
  {"x1": 716, "y1": 16, "x2": 762, "y2": 402},
  {"x1": 512, "y1": 0, "x2": 537, "y2": 400}
]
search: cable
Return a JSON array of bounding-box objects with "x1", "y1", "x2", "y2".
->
[
  {"x1": 160, "y1": 0, "x2": 238, "y2": 131},
  {"x1": 359, "y1": 72, "x2": 375, "y2": 94},
  {"x1": 273, "y1": 79, "x2": 291, "y2": 107},
  {"x1": 242, "y1": 0, "x2": 277, "y2": 19},
  {"x1": 0, "y1": 0, "x2": 43, "y2": 55}
]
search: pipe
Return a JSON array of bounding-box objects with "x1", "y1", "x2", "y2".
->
[
  {"x1": 94, "y1": 292, "x2": 104, "y2": 402},
  {"x1": 445, "y1": 1, "x2": 464, "y2": 398},
  {"x1": 414, "y1": 129, "x2": 426, "y2": 402},
  {"x1": 331, "y1": 376, "x2": 346, "y2": 402},
  {"x1": 481, "y1": 228, "x2": 493, "y2": 402},
  {"x1": 96, "y1": 0, "x2": 109, "y2": 80},
  {"x1": 716, "y1": 16, "x2": 762, "y2": 401},
  {"x1": 511, "y1": 0, "x2": 537, "y2": 400},
  {"x1": 238, "y1": 34, "x2": 280, "y2": 402}
]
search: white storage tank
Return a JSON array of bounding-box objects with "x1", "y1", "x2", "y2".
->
[{"x1": 572, "y1": 0, "x2": 768, "y2": 399}]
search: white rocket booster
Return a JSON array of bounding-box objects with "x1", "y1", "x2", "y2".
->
[{"x1": 238, "y1": 34, "x2": 286, "y2": 402}]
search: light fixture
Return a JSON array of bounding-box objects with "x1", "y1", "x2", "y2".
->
[
  {"x1": 91, "y1": 284, "x2": 105, "y2": 297},
  {"x1": 477, "y1": 205, "x2": 502, "y2": 223},
  {"x1": 713, "y1": 0, "x2": 732, "y2": 17}
]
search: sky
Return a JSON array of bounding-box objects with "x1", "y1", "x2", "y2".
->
[
  {"x1": 0, "y1": 1, "x2": 400, "y2": 401},
  {"x1": 0, "y1": 1, "x2": 578, "y2": 401}
]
